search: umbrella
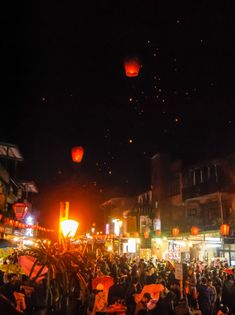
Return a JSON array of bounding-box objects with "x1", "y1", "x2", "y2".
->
[
  {"x1": 18, "y1": 256, "x2": 48, "y2": 282},
  {"x1": 134, "y1": 284, "x2": 164, "y2": 304},
  {"x1": 92, "y1": 276, "x2": 114, "y2": 295},
  {"x1": 224, "y1": 268, "x2": 233, "y2": 275}
]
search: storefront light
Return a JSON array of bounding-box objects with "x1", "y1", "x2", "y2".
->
[
  {"x1": 205, "y1": 243, "x2": 221, "y2": 248},
  {"x1": 174, "y1": 240, "x2": 186, "y2": 246},
  {"x1": 156, "y1": 238, "x2": 162, "y2": 245},
  {"x1": 128, "y1": 238, "x2": 136, "y2": 253},
  {"x1": 205, "y1": 237, "x2": 221, "y2": 242}
]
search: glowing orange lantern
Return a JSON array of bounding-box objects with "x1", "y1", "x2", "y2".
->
[
  {"x1": 134, "y1": 232, "x2": 139, "y2": 238},
  {"x1": 124, "y1": 57, "x2": 141, "y2": 77},
  {"x1": 172, "y1": 227, "x2": 179, "y2": 237},
  {"x1": 191, "y1": 226, "x2": 199, "y2": 235},
  {"x1": 155, "y1": 230, "x2": 161, "y2": 236},
  {"x1": 144, "y1": 231, "x2": 149, "y2": 238},
  {"x1": 71, "y1": 146, "x2": 84, "y2": 163},
  {"x1": 220, "y1": 224, "x2": 230, "y2": 236}
]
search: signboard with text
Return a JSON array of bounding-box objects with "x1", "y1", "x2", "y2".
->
[{"x1": 174, "y1": 263, "x2": 183, "y2": 281}]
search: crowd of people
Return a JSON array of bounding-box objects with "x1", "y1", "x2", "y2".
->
[{"x1": 0, "y1": 251, "x2": 235, "y2": 315}]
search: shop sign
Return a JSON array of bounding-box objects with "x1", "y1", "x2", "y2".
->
[
  {"x1": 13, "y1": 203, "x2": 28, "y2": 220},
  {"x1": 175, "y1": 263, "x2": 183, "y2": 280}
]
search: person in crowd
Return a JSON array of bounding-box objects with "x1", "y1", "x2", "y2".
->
[
  {"x1": 222, "y1": 274, "x2": 235, "y2": 314},
  {"x1": 126, "y1": 276, "x2": 142, "y2": 315},
  {"x1": 185, "y1": 266, "x2": 197, "y2": 309},
  {"x1": 92, "y1": 283, "x2": 107, "y2": 315},
  {"x1": 197, "y1": 277, "x2": 212, "y2": 315},
  {"x1": 207, "y1": 279, "x2": 217, "y2": 314},
  {"x1": 108, "y1": 277, "x2": 125, "y2": 305},
  {"x1": 168, "y1": 269, "x2": 176, "y2": 288},
  {"x1": 134, "y1": 292, "x2": 151, "y2": 315}
]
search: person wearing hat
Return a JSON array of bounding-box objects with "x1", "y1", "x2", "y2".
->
[{"x1": 92, "y1": 284, "x2": 107, "y2": 315}]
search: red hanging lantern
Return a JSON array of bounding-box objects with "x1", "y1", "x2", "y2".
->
[
  {"x1": 124, "y1": 57, "x2": 141, "y2": 77},
  {"x1": 9, "y1": 220, "x2": 14, "y2": 226},
  {"x1": 155, "y1": 229, "x2": 161, "y2": 236},
  {"x1": 134, "y1": 232, "x2": 139, "y2": 238},
  {"x1": 172, "y1": 227, "x2": 179, "y2": 237},
  {"x1": 13, "y1": 203, "x2": 28, "y2": 220},
  {"x1": 191, "y1": 226, "x2": 199, "y2": 236},
  {"x1": 71, "y1": 146, "x2": 84, "y2": 163},
  {"x1": 220, "y1": 224, "x2": 230, "y2": 236},
  {"x1": 144, "y1": 231, "x2": 149, "y2": 239}
]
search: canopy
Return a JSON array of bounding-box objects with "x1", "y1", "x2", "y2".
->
[
  {"x1": 92, "y1": 276, "x2": 114, "y2": 295},
  {"x1": 134, "y1": 284, "x2": 164, "y2": 304}
]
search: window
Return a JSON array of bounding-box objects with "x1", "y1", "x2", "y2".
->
[
  {"x1": 187, "y1": 208, "x2": 198, "y2": 217},
  {"x1": 168, "y1": 174, "x2": 180, "y2": 196}
]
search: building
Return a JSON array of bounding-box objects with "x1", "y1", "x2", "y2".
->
[
  {"x1": 151, "y1": 153, "x2": 235, "y2": 264},
  {"x1": 0, "y1": 142, "x2": 38, "y2": 241}
]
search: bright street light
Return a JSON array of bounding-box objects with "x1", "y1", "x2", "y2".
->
[{"x1": 60, "y1": 219, "x2": 79, "y2": 238}]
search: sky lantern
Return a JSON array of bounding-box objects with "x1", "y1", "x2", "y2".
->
[
  {"x1": 124, "y1": 57, "x2": 141, "y2": 77},
  {"x1": 172, "y1": 227, "x2": 179, "y2": 237},
  {"x1": 220, "y1": 224, "x2": 230, "y2": 236},
  {"x1": 71, "y1": 146, "x2": 84, "y2": 163},
  {"x1": 191, "y1": 226, "x2": 199, "y2": 236}
]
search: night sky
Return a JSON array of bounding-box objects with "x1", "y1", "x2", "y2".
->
[{"x1": 2, "y1": 2, "x2": 235, "y2": 230}]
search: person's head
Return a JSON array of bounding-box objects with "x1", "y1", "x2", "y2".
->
[
  {"x1": 142, "y1": 293, "x2": 151, "y2": 303},
  {"x1": 96, "y1": 283, "x2": 104, "y2": 292},
  {"x1": 201, "y1": 277, "x2": 207, "y2": 285},
  {"x1": 207, "y1": 279, "x2": 212, "y2": 286}
]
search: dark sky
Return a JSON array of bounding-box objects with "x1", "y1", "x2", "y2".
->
[{"x1": 2, "y1": 1, "x2": 235, "y2": 229}]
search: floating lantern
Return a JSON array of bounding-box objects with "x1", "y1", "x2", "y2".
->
[
  {"x1": 71, "y1": 146, "x2": 84, "y2": 163},
  {"x1": 124, "y1": 57, "x2": 141, "y2": 77}
]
